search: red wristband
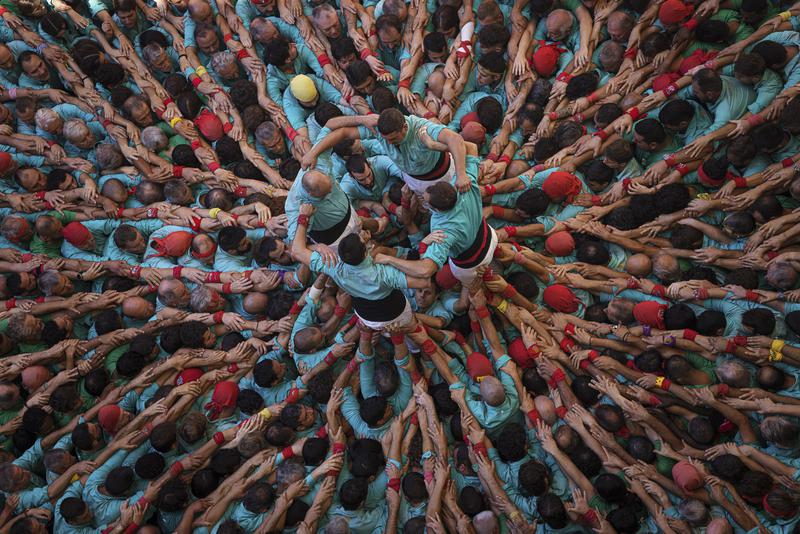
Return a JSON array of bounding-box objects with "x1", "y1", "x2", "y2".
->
[
  {"x1": 651, "y1": 284, "x2": 666, "y2": 298},
  {"x1": 390, "y1": 333, "x2": 404, "y2": 345},
  {"x1": 170, "y1": 462, "x2": 184, "y2": 476},
  {"x1": 682, "y1": 18, "x2": 698, "y2": 30},
  {"x1": 333, "y1": 442, "x2": 346, "y2": 454},
  {"x1": 421, "y1": 339, "x2": 437, "y2": 355},
  {"x1": 527, "y1": 408, "x2": 541, "y2": 424},
  {"x1": 483, "y1": 184, "x2": 496, "y2": 197},
  {"x1": 172, "y1": 266, "x2": 183, "y2": 279},
  {"x1": 498, "y1": 154, "x2": 512, "y2": 165},
  {"x1": 190, "y1": 139, "x2": 201, "y2": 150},
  {"x1": 236, "y1": 49, "x2": 250, "y2": 60},
  {"x1": 502, "y1": 285, "x2": 517, "y2": 298},
  {"x1": 683, "y1": 329, "x2": 698, "y2": 341},
  {"x1": 208, "y1": 162, "x2": 220, "y2": 173},
  {"x1": 745, "y1": 290, "x2": 759, "y2": 301},
  {"x1": 205, "y1": 272, "x2": 221, "y2": 283},
  {"x1": 470, "y1": 320, "x2": 481, "y2": 334},
  {"x1": 593, "y1": 129, "x2": 608, "y2": 140},
  {"x1": 290, "y1": 302, "x2": 302, "y2": 315},
  {"x1": 475, "y1": 306, "x2": 490, "y2": 319},
  {"x1": 663, "y1": 83, "x2": 679, "y2": 96},
  {"x1": 282, "y1": 446, "x2": 294, "y2": 459},
  {"x1": 504, "y1": 225, "x2": 517, "y2": 237},
  {"x1": 222, "y1": 283, "x2": 232, "y2": 294},
  {"x1": 286, "y1": 126, "x2": 299, "y2": 142},
  {"x1": 398, "y1": 78, "x2": 411, "y2": 89},
  {"x1": 213, "y1": 311, "x2": 224, "y2": 324},
  {"x1": 297, "y1": 214, "x2": 310, "y2": 227},
  {"x1": 4, "y1": 298, "x2": 15, "y2": 310},
  {"x1": 418, "y1": 242, "x2": 428, "y2": 254},
  {"x1": 626, "y1": 106, "x2": 642, "y2": 121},
  {"x1": 213, "y1": 432, "x2": 225, "y2": 444},
  {"x1": 317, "y1": 53, "x2": 332, "y2": 67}
]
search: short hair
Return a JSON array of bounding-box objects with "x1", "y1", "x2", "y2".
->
[
  {"x1": 377, "y1": 108, "x2": 405, "y2": 134},
  {"x1": 427, "y1": 181, "x2": 457, "y2": 211},
  {"x1": 338, "y1": 233, "x2": 367, "y2": 265}
]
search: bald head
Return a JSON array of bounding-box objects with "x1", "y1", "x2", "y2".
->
[
  {"x1": 607, "y1": 10, "x2": 634, "y2": 42},
  {"x1": 546, "y1": 9, "x2": 573, "y2": 41},
  {"x1": 534, "y1": 395, "x2": 557, "y2": 424},
  {"x1": 243, "y1": 292, "x2": 268, "y2": 315},
  {"x1": 473, "y1": 511, "x2": 500, "y2": 534},
  {"x1": 21, "y1": 366, "x2": 51, "y2": 392},
  {"x1": 626, "y1": 253, "x2": 652, "y2": 277},
  {"x1": 479, "y1": 376, "x2": 506, "y2": 406},
  {"x1": 706, "y1": 518, "x2": 733, "y2": 534},
  {"x1": 606, "y1": 298, "x2": 635, "y2": 324},
  {"x1": 158, "y1": 279, "x2": 189, "y2": 308},
  {"x1": 122, "y1": 296, "x2": 155, "y2": 319},
  {"x1": 302, "y1": 170, "x2": 333, "y2": 198},
  {"x1": 766, "y1": 261, "x2": 797, "y2": 290},
  {"x1": 653, "y1": 253, "x2": 681, "y2": 283},
  {"x1": 188, "y1": 0, "x2": 211, "y2": 19}
]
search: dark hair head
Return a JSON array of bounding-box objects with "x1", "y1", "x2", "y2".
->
[{"x1": 134, "y1": 452, "x2": 165, "y2": 479}]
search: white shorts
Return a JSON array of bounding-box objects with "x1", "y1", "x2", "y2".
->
[
  {"x1": 325, "y1": 208, "x2": 362, "y2": 253},
  {"x1": 448, "y1": 226, "x2": 498, "y2": 285},
  {"x1": 357, "y1": 298, "x2": 413, "y2": 330},
  {"x1": 402, "y1": 154, "x2": 455, "y2": 195}
]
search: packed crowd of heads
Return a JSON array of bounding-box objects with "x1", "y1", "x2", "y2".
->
[{"x1": 2, "y1": 0, "x2": 800, "y2": 531}]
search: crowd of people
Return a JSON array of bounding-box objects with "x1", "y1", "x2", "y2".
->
[{"x1": 1, "y1": 0, "x2": 800, "y2": 530}]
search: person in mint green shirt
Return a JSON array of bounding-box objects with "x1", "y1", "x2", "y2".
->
[{"x1": 340, "y1": 153, "x2": 402, "y2": 203}]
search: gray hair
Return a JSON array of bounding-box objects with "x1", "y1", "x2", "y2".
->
[
  {"x1": 95, "y1": 143, "x2": 124, "y2": 171},
  {"x1": 210, "y1": 51, "x2": 237, "y2": 77},
  {"x1": 142, "y1": 42, "x2": 165, "y2": 64},
  {"x1": 275, "y1": 458, "x2": 305, "y2": 493},
  {"x1": 678, "y1": 498, "x2": 708, "y2": 526},
  {"x1": 189, "y1": 285, "x2": 216, "y2": 312},
  {"x1": 34, "y1": 108, "x2": 60, "y2": 130},
  {"x1": 141, "y1": 126, "x2": 168, "y2": 152},
  {"x1": 715, "y1": 360, "x2": 750, "y2": 388},
  {"x1": 62, "y1": 118, "x2": 89, "y2": 143},
  {"x1": 37, "y1": 270, "x2": 61, "y2": 296},
  {"x1": 324, "y1": 517, "x2": 350, "y2": 534}
]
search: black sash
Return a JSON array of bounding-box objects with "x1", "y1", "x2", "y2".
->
[
  {"x1": 308, "y1": 204, "x2": 351, "y2": 245},
  {"x1": 451, "y1": 218, "x2": 491, "y2": 269},
  {"x1": 352, "y1": 289, "x2": 407, "y2": 321},
  {"x1": 410, "y1": 151, "x2": 450, "y2": 181}
]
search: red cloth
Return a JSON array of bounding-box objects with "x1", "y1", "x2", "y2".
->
[
  {"x1": 204, "y1": 381, "x2": 239, "y2": 420},
  {"x1": 435, "y1": 263, "x2": 459, "y2": 290},
  {"x1": 0, "y1": 151, "x2": 12, "y2": 173},
  {"x1": 63, "y1": 221, "x2": 91, "y2": 247},
  {"x1": 545, "y1": 231, "x2": 575, "y2": 256},
  {"x1": 145, "y1": 230, "x2": 194, "y2": 259},
  {"x1": 461, "y1": 121, "x2": 486, "y2": 146},
  {"x1": 658, "y1": 0, "x2": 693, "y2": 25},
  {"x1": 633, "y1": 301, "x2": 667, "y2": 329},
  {"x1": 679, "y1": 49, "x2": 718, "y2": 75},
  {"x1": 652, "y1": 72, "x2": 681, "y2": 93},
  {"x1": 532, "y1": 42, "x2": 564, "y2": 77},
  {"x1": 672, "y1": 460, "x2": 702, "y2": 492},
  {"x1": 175, "y1": 368, "x2": 203, "y2": 385},
  {"x1": 542, "y1": 172, "x2": 582, "y2": 201},
  {"x1": 459, "y1": 111, "x2": 481, "y2": 130},
  {"x1": 98, "y1": 405, "x2": 122, "y2": 434},
  {"x1": 466, "y1": 351, "x2": 493, "y2": 381},
  {"x1": 508, "y1": 337, "x2": 536, "y2": 368},
  {"x1": 195, "y1": 109, "x2": 224, "y2": 141},
  {"x1": 543, "y1": 284, "x2": 580, "y2": 313}
]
